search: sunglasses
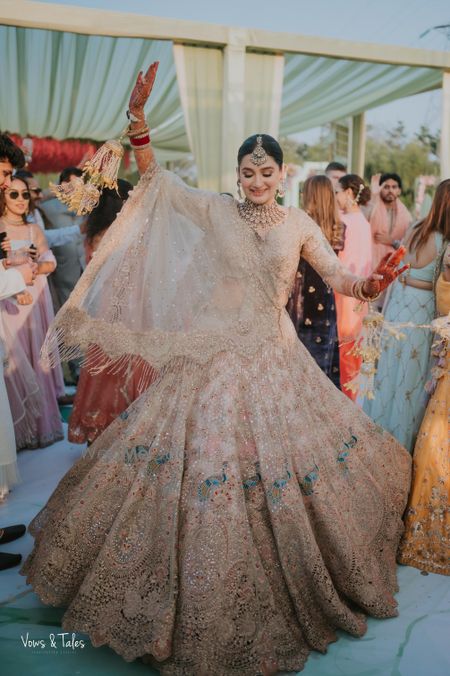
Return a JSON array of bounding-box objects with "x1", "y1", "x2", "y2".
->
[
  {"x1": 31, "y1": 188, "x2": 42, "y2": 195},
  {"x1": 6, "y1": 190, "x2": 31, "y2": 200}
]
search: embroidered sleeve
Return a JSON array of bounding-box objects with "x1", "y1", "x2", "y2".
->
[{"x1": 300, "y1": 215, "x2": 359, "y2": 296}]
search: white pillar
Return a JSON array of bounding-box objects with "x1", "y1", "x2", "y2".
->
[
  {"x1": 347, "y1": 112, "x2": 366, "y2": 176},
  {"x1": 220, "y1": 29, "x2": 247, "y2": 194},
  {"x1": 441, "y1": 71, "x2": 450, "y2": 180}
]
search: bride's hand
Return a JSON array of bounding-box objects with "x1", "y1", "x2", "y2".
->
[
  {"x1": 128, "y1": 61, "x2": 160, "y2": 122},
  {"x1": 363, "y1": 246, "x2": 409, "y2": 297}
]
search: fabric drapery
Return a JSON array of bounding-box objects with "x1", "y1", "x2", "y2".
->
[
  {"x1": 173, "y1": 44, "x2": 223, "y2": 191},
  {"x1": 244, "y1": 52, "x2": 284, "y2": 138},
  {"x1": 0, "y1": 26, "x2": 189, "y2": 162},
  {"x1": 280, "y1": 53, "x2": 442, "y2": 135}
]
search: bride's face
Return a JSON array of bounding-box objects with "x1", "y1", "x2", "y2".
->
[{"x1": 238, "y1": 155, "x2": 283, "y2": 205}]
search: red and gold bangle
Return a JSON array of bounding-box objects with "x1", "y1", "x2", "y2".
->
[{"x1": 130, "y1": 134, "x2": 150, "y2": 147}]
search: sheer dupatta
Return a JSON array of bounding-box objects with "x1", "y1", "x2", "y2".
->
[{"x1": 42, "y1": 163, "x2": 283, "y2": 377}]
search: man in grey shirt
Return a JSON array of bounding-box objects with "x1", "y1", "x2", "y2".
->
[{"x1": 40, "y1": 166, "x2": 85, "y2": 313}]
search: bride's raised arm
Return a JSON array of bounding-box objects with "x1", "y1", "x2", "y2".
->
[{"x1": 127, "y1": 62, "x2": 159, "y2": 176}]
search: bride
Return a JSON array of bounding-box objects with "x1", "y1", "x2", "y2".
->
[{"x1": 22, "y1": 63, "x2": 411, "y2": 675}]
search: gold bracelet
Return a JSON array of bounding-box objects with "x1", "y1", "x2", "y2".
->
[
  {"x1": 126, "y1": 124, "x2": 150, "y2": 138},
  {"x1": 352, "y1": 278, "x2": 380, "y2": 302}
]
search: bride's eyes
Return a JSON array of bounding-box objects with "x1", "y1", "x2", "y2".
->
[{"x1": 243, "y1": 172, "x2": 274, "y2": 178}]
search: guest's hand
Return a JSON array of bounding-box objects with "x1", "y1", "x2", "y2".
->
[
  {"x1": 15, "y1": 291, "x2": 33, "y2": 305},
  {"x1": 128, "y1": 61, "x2": 159, "y2": 121},
  {"x1": 0, "y1": 236, "x2": 11, "y2": 255},
  {"x1": 16, "y1": 262, "x2": 36, "y2": 286},
  {"x1": 363, "y1": 246, "x2": 409, "y2": 297},
  {"x1": 374, "y1": 232, "x2": 394, "y2": 246},
  {"x1": 370, "y1": 174, "x2": 381, "y2": 197}
]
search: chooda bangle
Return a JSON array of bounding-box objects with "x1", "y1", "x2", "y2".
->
[{"x1": 130, "y1": 133, "x2": 151, "y2": 148}]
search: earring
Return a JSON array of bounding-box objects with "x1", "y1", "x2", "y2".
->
[
  {"x1": 237, "y1": 180, "x2": 243, "y2": 200},
  {"x1": 277, "y1": 178, "x2": 286, "y2": 199}
]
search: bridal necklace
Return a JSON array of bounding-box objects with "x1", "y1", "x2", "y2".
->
[{"x1": 238, "y1": 198, "x2": 286, "y2": 238}]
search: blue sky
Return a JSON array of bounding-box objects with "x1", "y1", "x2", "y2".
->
[{"x1": 39, "y1": 0, "x2": 450, "y2": 140}]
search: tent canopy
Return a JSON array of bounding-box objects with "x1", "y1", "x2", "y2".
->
[{"x1": 1, "y1": 0, "x2": 450, "y2": 185}]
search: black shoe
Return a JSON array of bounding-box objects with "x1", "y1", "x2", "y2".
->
[
  {"x1": 0, "y1": 552, "x2": 22, "y2": 571},
  {"x1": 0, "y1": 524, "x2": 26, "y2": 545}
]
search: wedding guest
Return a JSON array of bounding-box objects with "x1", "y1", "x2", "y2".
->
[
  {"x1": 40, "y1": 166, "x2": 85, "y2": 312},
  {"x1": 364, "y1": 179, "x2": 449, "y2": 452},
  {"x1": 287, "y1": 175, "x2": 344, "y2": 387},
  {"x1": 398, "y1": 242, "x2": 449, "y2": 575},
  {"x1": 0, "y1": 133, "x2": 34, "y2": 571},
  {"x1": 0, "y1": 175, "x2": 65, "y2": 448},
  {"x1": 325, "y1": 161, "x2": 346, "y2": 189},
  {"x1": 334, "y1": 174, "x2": 373, "y2": 400},
  {"x1": 367, "y1": 172, "x2": 412, "y2": 270}
]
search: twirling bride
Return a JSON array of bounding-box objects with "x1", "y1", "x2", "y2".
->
[{"x1": 22, "y1": 63, "x2": 411, "y2": 675}]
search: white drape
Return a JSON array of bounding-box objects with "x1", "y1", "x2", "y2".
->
[{"x1": 173, "y1": 44, "x2": 223, "y2": 191}]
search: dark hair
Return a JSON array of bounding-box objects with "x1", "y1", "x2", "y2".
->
[
  {"x1": 0, "y1": 133, "x2": 25, "y2": 168},
  {"x1": 2, "y1": 175, "x2": 36, "y2": 223},
  {"x1": 338, "y1": 174, "x2": 371, "y2": 206},
  {"x1": 86, "y1": 179, "x2": 133, "y2": 243},
  {"x1": 325, "y1": 161, "x2": 346, "y2": 173},
  {"x1": 14, "y1": 169, "x2": 34, "y2": 180},
  {"x1": 410, "y1": 178, "x2": 450, "y2": 253},
  {"x1": 379, "y1": 172, "x2": 402, "y2": 190},
  {"x1": 59, "y1": 166, "x2": 83, "y2": 184},
  {"x1": 237, "y1": 134, "x2": 283, "y2": 168}
]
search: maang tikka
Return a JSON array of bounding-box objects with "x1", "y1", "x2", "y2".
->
[{"x1": 251, "y1": 136, "x2": 267, "y2": 166}]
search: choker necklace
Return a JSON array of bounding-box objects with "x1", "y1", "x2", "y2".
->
[
  {"x1": 1, "y1": 215, "x2": 25, "y2": 226},
  {"x1": 237, "y1": 198, "x2": 286, "y2": 238}
]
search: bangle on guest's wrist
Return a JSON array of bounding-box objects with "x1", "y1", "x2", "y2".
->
[{"x1": 392, "y1": 239, "x2": 401, "y2": 250}]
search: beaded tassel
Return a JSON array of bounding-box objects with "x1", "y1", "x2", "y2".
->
[{"x1": 50, "y1": 134, "x2": 126, "y2": 215}]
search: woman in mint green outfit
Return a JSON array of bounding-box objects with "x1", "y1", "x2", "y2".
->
[{"x1": 364, "y1": 180, "x2": 449, "y2": 453}]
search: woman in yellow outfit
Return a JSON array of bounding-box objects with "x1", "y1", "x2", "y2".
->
[{"x1": 398, "y1": 242, "x2": 450, "y2": 575}]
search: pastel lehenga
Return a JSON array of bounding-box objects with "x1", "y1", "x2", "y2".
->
[
  {"x1": 363, "y1": 233, "x2": 444, "y2": 453},
  {"x1": 398, "y1": 272, "x2": 450, "y2": 576},
  {"x1": 21, "y1": 164, "x2": 411, "y2": 676}
]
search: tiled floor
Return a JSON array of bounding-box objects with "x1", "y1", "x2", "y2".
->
[{"x1": 0, "y1": 428, "x2": 448, "y2": 676}]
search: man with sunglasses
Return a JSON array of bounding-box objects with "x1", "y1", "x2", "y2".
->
[{"x1": 0, "y1": 133, "x2": 36, "y2": 572}]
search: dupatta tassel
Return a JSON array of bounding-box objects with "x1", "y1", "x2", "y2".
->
[
  {"x1": 83, "y1": 139, "x2": 124, "y2": 191},
  {"x1": 343, "y1": 308, "x2": 387, "y2": 399},
  {"x1": 50, "y1": 137, "x2": 125, "y2": 215}
]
